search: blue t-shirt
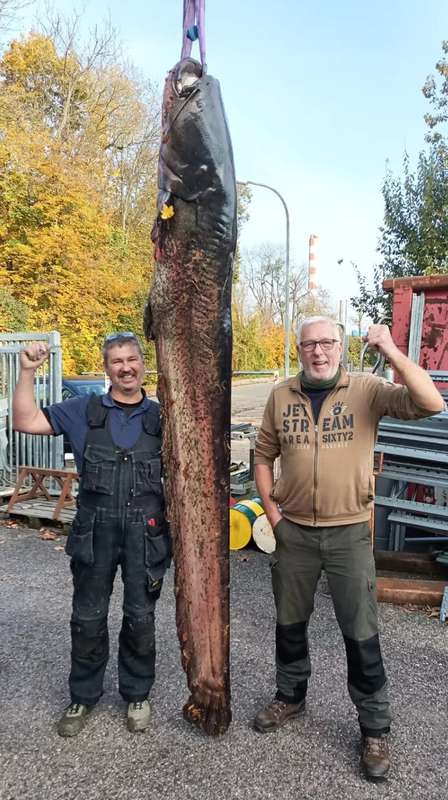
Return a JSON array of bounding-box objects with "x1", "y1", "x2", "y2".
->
[{"x1": 44, "y1": 392, "x2": 160, "y2": 472}]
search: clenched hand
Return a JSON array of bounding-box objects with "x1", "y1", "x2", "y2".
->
[
  {"x1": 20, "y1": 343, "x2": 51, "y2": 371},
  {"x1": 363, "y1": 325, "x2": 399, "y2": 361}
]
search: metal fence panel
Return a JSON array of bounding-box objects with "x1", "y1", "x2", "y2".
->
[{"x1": 0, "y1": 331, "x2": 63, "y2": 494}]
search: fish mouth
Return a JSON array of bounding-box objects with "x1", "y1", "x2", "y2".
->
[
  {"x1": 162, "y1": 59, "x2": 203, "y2": 135},
  {"x1": 173, "y1": 58, "x2": 203, "y2": 97}
]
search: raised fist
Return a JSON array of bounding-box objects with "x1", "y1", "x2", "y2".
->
[
  {"x1": 20, "y1": 343, "x2": 51, "y2": 371},
  {"x1": 363, "y1": 325, "x2": 398, "y2": 360}
]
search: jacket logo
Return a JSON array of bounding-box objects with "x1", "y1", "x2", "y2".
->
[
  {"x1": 330, "y1": 401, "x2": 347, "y2": 416},
  {"x1": 281, "y1": 402, "x2": 310, "y2": 448}
]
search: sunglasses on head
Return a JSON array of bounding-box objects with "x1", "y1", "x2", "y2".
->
[{"x1": 104, "y1": 332, "x2": 138, "y2": 343}]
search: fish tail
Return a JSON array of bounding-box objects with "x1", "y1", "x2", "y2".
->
[{"x1": 183, "y1": 691, "x2": 232, "y2": 736}]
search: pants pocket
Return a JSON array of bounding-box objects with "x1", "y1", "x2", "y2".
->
[
  {"x1": 135, "y1": 457, "x2": 163, "y2": 497},
  {"x1": 81, "y1": 446, "x2": 116, "y2": 495},
  {"x1": 66, "y1": 508, "x2": 95, "y2": 565},
  {"x1": 143, "y1": 513, "x2": 171, "y2": 584}
]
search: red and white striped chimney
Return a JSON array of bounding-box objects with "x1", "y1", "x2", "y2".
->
[{"x1": 308, "y1": 234, "x2": 319, "y2": 293}]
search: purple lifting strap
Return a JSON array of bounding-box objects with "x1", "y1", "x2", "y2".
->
[{"x1": 181, "y1": 0, "x2": 206, "y2": 66}]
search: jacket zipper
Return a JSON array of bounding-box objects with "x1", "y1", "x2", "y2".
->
[
  {"x1": 298, "y1": 395, "x2": 319, "y2": 525},
  {"x1": 303, "y1": 386, "x2": 341, "y2": 526},
  {"x1": 313, "y1": 423, "x2": 319, "y2": 524}
]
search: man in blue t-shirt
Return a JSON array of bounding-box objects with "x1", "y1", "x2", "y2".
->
[{"x1": 13, "y1": 333, "x2": 170, "y2": 737}]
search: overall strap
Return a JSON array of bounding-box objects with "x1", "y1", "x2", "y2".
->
[
  {"x1": 86, "y1": 394, "x2": 109, "y2": 429},
  {"x1": 142, "y1": 404, "x2": 162, "y2": 437}
]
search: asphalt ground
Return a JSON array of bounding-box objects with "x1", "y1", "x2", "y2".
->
[{"x1": 1, "y1": 524, "x2": 448, "y2": 800}]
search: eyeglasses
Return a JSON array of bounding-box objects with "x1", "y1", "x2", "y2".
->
[
  {"x1": 104, "y1": 332, "x2": 138, "y2": 343},
  {"x1": 299, "y1": 338, "x2": 340, "y2": 352}
]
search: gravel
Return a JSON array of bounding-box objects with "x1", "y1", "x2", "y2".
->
[{"x1": 1, "y1": 524, "x2": 447, "y2": 800}]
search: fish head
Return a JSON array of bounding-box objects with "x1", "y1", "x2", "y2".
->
[
  {"x1": 162, "y1": 58, "x2": 203, "y2": 123},
  {"x1": 157, "y1": 58, "x2": 235, "y2": 206}
]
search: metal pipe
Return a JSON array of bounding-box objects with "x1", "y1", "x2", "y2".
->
[{"x1": 405, "y1": 536, "x2": 448, "y2": 543}]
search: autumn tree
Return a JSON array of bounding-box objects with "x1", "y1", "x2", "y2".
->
[
  {"x1": 231, "y1": 244, "x2": 312, "y2": 372},
  {"x1": 0, "y1": 28, "x2": 160, "y2": 371},
  {"x1": 242, "y1": 243, "x2": 308, "y2": 330}
]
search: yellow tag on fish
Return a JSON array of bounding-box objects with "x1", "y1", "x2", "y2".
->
[{"x1": 160, "y1": 204, "x2": 175, "y2": 220}]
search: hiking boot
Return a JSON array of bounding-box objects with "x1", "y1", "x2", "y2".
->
[
  {"x1": 361, "y1": 734, "x2": 391, "y2": 782},
  {"x1": 254, "y1": 697, "x2": 305, "y2": 733},
  {"x1": 127, "y1": 700, "x2": 150, "y2": 732},
  {"x1": 57, "y1": 703, "x2": 91, "y2": 738}
]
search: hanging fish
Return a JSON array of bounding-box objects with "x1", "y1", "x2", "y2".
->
[{"x1": 144, "y1": 55, "x2": 237, "y2": 735}]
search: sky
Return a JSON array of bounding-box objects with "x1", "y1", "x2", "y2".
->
[{"x1": 8, "y1": 0, "x2": 448, "y2": 322}]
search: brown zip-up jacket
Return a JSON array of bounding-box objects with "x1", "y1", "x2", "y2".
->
[{"x1": 255, "y1": 368, "x2": 439, "y2": 527}]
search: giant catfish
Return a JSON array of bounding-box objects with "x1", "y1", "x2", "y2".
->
[{"x1": 144, "y1": 57, "x2": 237, "y2": 735}]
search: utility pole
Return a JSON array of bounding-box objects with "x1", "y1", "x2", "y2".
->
[{"x1": 237, "y1": 180, "x2": 291, "y2": 377}]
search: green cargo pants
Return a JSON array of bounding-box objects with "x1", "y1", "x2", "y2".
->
[{"x1": 271, "y1": 518, "x2": 391, "y2": 735}]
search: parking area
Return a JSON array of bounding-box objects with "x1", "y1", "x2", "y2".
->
[{"x1": 1, "y1": 524, "x2": 448, "y2": 800}]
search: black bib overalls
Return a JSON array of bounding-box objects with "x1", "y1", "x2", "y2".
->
[{"x1": 65, "y1": 395, "x2": 170, "y2": 705}]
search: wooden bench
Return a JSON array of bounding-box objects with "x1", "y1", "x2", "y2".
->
[{"x1": 8, "y1": 467, "x2": 79, "y2": 521}]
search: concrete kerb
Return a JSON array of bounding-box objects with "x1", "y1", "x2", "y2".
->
[{"x1": 232, "y1": 377, "x2": 279, "y2": 387}]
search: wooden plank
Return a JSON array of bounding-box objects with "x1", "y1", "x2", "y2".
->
[
  {"x1": 1, "y1": 497, "x2": 76, "y2": 523},
  {"x1": 373, "y1": 452, "x2": 384, "y2": 475},
  {"x1": 16, "y1": 467, "x2": 78, "y2": 479},
  {"x1": 7, "y1": 467, "x2": 30, "y2": 511},
  {"x1": 375, "y1": 550, "x2": 448, "y2": 577},
  {"x1": 377, "y1": 576, "x2": 447, "y2": 606}
]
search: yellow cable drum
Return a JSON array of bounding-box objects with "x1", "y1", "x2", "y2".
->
[{"x1": 229, "y1": 498, "x2": 264, "y2": 550}]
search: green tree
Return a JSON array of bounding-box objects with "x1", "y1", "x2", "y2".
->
[
  {"x1": 233, "y1": 183, "x2": 251, "y2": 283},
  {"x1": 0, "y1": 287, "x2": 29, "y2": 330},
  {"x1": 350, "y1": 265, "x2": 389, "y2": 324},
  {"x1": 352, "y1": 41, "x2": 448, "y2": 320},
  {"x1": 347, "y1": 335, "x2": 377, "y2": 370},
  {"x1": 423, "y1": 39, "x2": 448, "y2": 147},
  {"x1": 380, "y1": 149, "x2": 448, "y2": 277}
]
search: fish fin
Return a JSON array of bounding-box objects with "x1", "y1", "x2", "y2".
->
[
  {"x1": 151, "y1": 218, "x2": 165, "y2": 262},
  {"x1": 143, "y1": 300, "x2": 154, "y2": 341},
  {"x1": 183, "y1": 693, "x2": 231, "y2": 736}
]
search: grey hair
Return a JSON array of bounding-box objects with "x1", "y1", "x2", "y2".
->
[
  {"x1": 296, "y1": 316, "x2": 343, "y2": 345},
  {"x1": 102, "y1": 332, "x2": 144, "y2": 363}
]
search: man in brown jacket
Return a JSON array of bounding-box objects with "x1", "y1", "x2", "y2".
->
[{"x1": 254, "y1": 316, "x2": 443, "y2": 782}]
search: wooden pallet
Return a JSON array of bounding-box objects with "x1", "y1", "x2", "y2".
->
[
  {"x1": 1, "y1": 497, "x2": 76, "y2": 525},
  {"x1": 7, "y1": 466, "x2": 78, "y2": 521}
]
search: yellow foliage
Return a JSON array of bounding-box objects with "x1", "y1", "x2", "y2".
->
[
  {"x1": 259, "y1": 323, "x2": 284, "y2": 368},
  {"x1": 0, "y1": 33, "x2": 158, "y2": 373},
  {"x1": 232, "y1": 310, "x2": 297, "y2": 373},
  {"x1": 160, "y1": 204, "x2": 175, "y2": 220}
]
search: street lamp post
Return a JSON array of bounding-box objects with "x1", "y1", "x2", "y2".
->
[{"x1": 237, "y1": 180, "x2": 291, "y2": 377}]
